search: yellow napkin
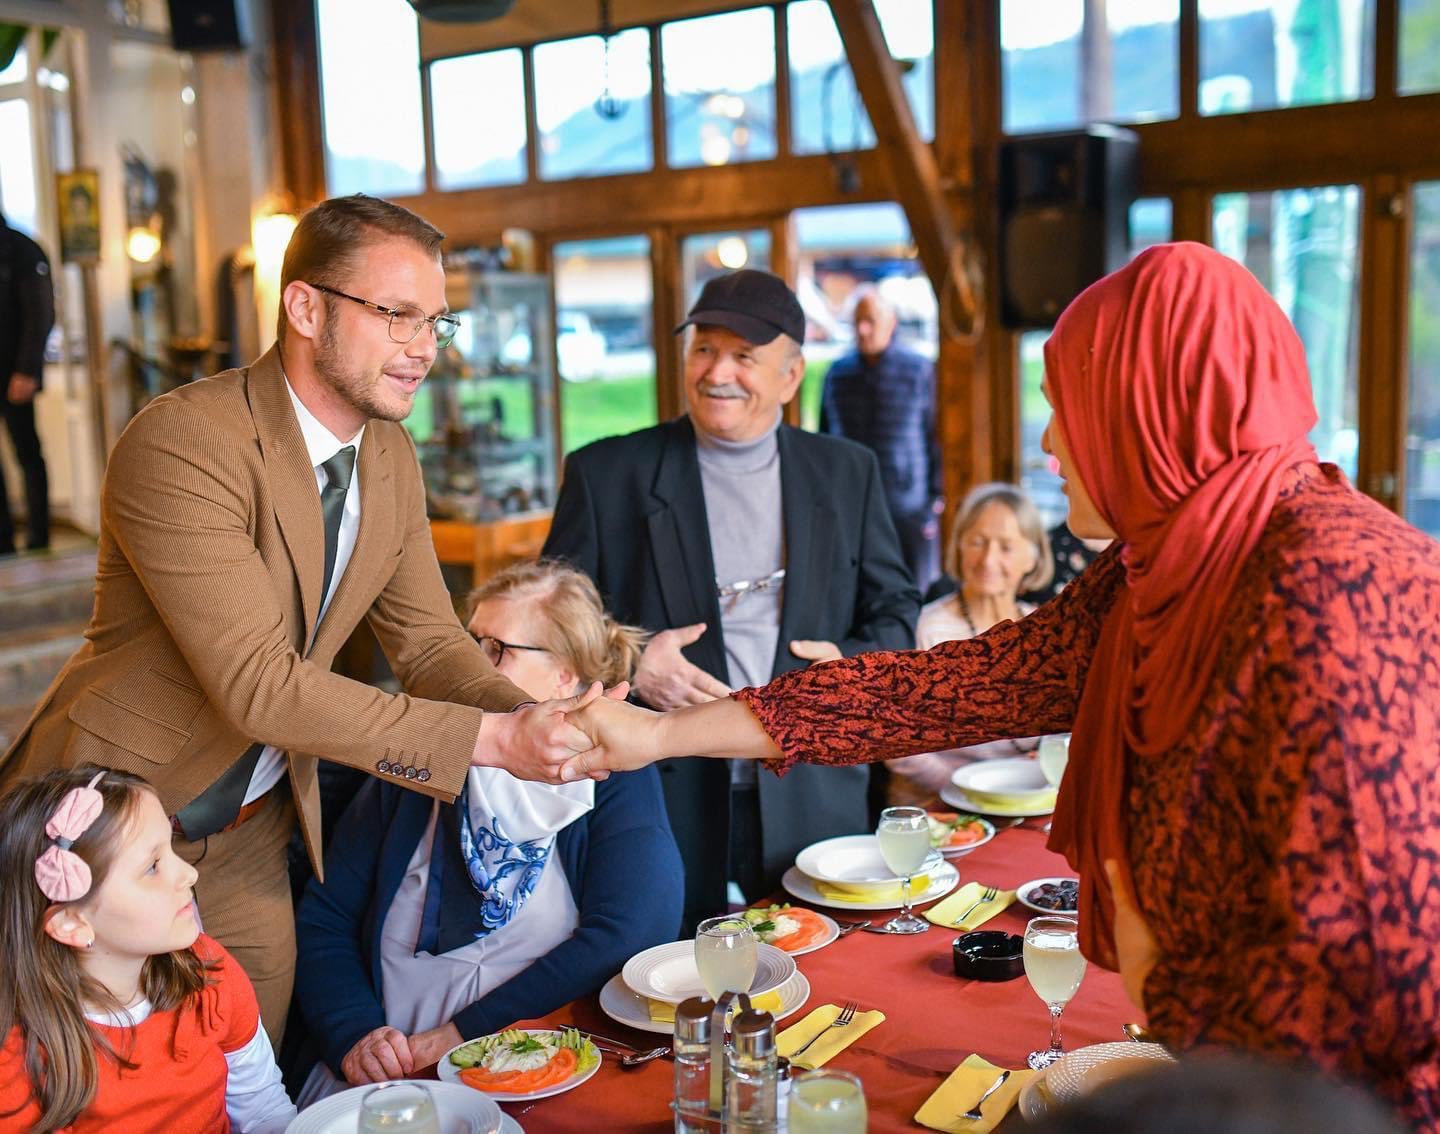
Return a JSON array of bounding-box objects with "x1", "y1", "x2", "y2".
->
[
  {"x1": 915, "y1": 1054, "x2": 1037, "y2": 1133},
  {"x1": 776, "y1": 1003, "x2": 885, "y2": 1070},
  {"x1": 813, "y1": 877, "x2": 911, "y2": 903},
  {"x1": 645, "y1": 989, "x2": 785, "y2": 1024},
  {"x1": 923, "y1": 881, "x2": 1016, "y2": 930}
]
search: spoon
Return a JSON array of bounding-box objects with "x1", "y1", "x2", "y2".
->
[{"x1": 618, "y1": 1044, "x2": 670, "y2": 1068}]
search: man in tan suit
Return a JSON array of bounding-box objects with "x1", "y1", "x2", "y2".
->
[{"x1": 1, "y1": 196, "x2": 599, "y2": 1044}]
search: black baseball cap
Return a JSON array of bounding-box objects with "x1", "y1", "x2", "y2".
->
[{"x1": 674, "y1": 269, "x2": 806, "y2": 346}]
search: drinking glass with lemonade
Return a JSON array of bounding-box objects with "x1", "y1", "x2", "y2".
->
[
  {"x1": 357, "y1": 1082, "x2": 440, "y2": 1134},
  {"x1": 876, "y1": 805, "x2": 932, "y2": 934},
  {"x1": 1037, "y1": 733, "x2": 1071, "y2": 788},
  {"x1": 1022, "y1": 914, "x2": 1086, "y2": 1069},
  {"x1": 694, "y1": 915, "x2": 759, "y2": 999},
  {"x1": 787, "y1": 1069, "x2": 867, "y2": 1134}
]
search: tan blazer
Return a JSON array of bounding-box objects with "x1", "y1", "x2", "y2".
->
[{"x1": 1, "y1": 346, "x2": 529, "y2": 874}]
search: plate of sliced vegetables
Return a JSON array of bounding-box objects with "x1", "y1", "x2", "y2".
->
[
  {"x1": 927, "y1": 812, "x2": 996, "y2": 857},
  {"x1": 741, "y1": 904, "x2": 839, "y2": 955},
  {"x1": 439, "y1": 1027, "x2": 601, "y2": 1102}
]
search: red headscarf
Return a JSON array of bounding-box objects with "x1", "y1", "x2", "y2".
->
[{"x1": 1044, "y1": 242, "x2": 1318, "y2": 967}]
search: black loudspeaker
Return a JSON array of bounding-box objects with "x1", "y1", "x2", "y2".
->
[
  {"x1": 999, "y1": 126, "x2": 1140, "y2": 328},
  {"x1": 167, "y1": 0, "x2": 249, "y2": 52}
]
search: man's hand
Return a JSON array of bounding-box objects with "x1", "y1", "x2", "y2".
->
[
  {"x1": 1105, "y1": 858, "x2": 1159, "y2": 1021},
  {"x1": 562, "y1": 696, "x2": 665, "y2": 781},
  {"x1": 789, "y1": 639, "x2": 842, "y2": 664},
  {"x1": 7, "y1": 374, "x2": 37, "y2": 404},
  {"x1": 631, "y1": 623, "x2": 731, "y2": 709},
  {"x1": 474, "y1": 683, "x2": 606, "y2": 783},
  {"x1": 341, "y1": 1026, "x2": 414, "y2": 1084},
  {"x1": 406, "y1": 1022, "x2": 462, "y2": 1070}
]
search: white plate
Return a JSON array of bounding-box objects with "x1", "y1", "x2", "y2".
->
[
  {"x1": 939, "y1": 782, "x2": 1056, "y2": 818},
  {"x1": 928, "y1": 813, "x2": 997, "y2": 858},
  {"x1": 1015, "y1": 876, "x2": 1081, "y2": 915},
  {"x1": 763, "y1": 909, "x2": 840, "y2": 956},
  {"x1": 286, "y1": 1080, "x2": 503, "y2": 1134},
  {"x1": 622, "y1": 939, "x2": 796, "y2": 1005},
  {"x1": 1043, "y1": 1041, "x2": 1175, "y2": 1102},
  {"x1": 951, "y1": 757, "x2": 1051, "y2": 799},
  {"x1": 794, "y1": 833, "x2": 946, "y2": 885},
  {"x1": 500, "y1": 1119, "x2": 522, "y2": 1134},
  {"x1": 599, "y1": 969, "x2": 812, "y2": 1034},
  {"x1": 780, "y1": 860, "x2": 960, "y2": 911},
  {"x1": 437, "y1": 1030, "x2": 602, "y2": 1102}
]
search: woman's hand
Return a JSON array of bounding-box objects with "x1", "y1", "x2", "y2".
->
[
  {"x1": 563, "y1": 696, "x2": 664, "y2": 779},
  {"x1": 1105, "y1": 858, "x2": 1159, "y2": 1020},
  {"x1": 341, "y1": 1026, "x2": 414, "y2": 1084},
  {"x1": 406, "y1": 1022, "x2": 463, "y2": 1071}
]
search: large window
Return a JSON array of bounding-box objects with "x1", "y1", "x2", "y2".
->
[
  {"x1": 1001, "y1": 0, "x2": 1179, "y2": 134},
  {"x1": 533, "y1": 30, "x2": 652, "y2": 180},
  {"x1": 553, "y1": 236, "x2": 656, "y2": 454},
  {"x1": 1199, "y1": 0, "x2": 1374, "y2": 114},
  {"x1": 662, "y1": 9, "x2": 777, "y2": 167},
  {"x1": 317, "y1": 0, "x2": 424, "y2": 197},
  {"x1": 0, "y1": 100, "x2": 37, "y2": 237},
  {"x1": 1213, "y1": 185, "x2": 1361, "y2": 477},
  {"x1": 681, "y1": 230, "x2": 772, "y2": 305},
  {"x1": 1400, "y1": 0, "x2": 1440, "y2": 94},
  {"x1": 793, "y1": 203, "x2": 934, "y2": 432},
  {"x1": 430, "y1": 50, "x2": 526, "y2": 190},
  {"x1": 1406, "y1": 181, "x2": 1440, "y2": 536}
]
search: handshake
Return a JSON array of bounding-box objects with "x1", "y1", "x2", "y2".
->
[{"x1": 472, "y1": 682, "x2": 666, "y2": 785}]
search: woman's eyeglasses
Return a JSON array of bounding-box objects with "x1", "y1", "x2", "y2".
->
[{"x1": 473, "y1": 635, "x2": 549, "y2": 667}]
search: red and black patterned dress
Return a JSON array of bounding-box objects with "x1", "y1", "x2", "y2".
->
[{"x1": 737, "y1": 465, "x2": 1440, "y2": 1128}]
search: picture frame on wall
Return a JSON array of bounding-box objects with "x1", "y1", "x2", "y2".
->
[{"x1": 56, "y1": 168, "x2": 101, "y2": 262}]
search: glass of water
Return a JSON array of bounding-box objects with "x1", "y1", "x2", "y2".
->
[
  {"x1": 357, "y1": 1082, "x2": 440, "y2": 1134},
  {"x1": 788, "y1": 1069, "x2": 867, "y2": 1134},
  {"x1": 1023, "y1": 915, "x2": 1087, "y2": 1069},
  {"x1": 876, "y1": 805, "x2": 932, "y2": 934},
  {"x1": 1038, "y1": 733, "x2": 1071, "y2": 788},
  {"x1": 694, "y1": 915, "x2": 758, "y2": 999}
]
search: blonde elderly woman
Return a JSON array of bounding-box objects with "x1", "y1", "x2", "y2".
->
[{"x1": 885, "y1": 484, "x2": 1054, "y2": 802}]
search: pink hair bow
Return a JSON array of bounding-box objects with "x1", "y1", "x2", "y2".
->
[{"x1": 34, "y1": 771, "x2": 106, "y2": 903}]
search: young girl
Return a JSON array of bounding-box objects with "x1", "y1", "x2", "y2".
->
[{"x1": 0, "y1": 766, "x2": 297, "y2": 1133}]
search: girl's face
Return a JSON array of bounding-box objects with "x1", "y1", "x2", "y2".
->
[
  {"x1": 78, "y1": 791, "x2": 200, "y2": 963},
  {"x1": 468, "y1": 597, "x2": 577, "y2": 702}
]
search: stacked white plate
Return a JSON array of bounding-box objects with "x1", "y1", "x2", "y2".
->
[
  {"x1": 781, "y1": 834, "x2": 961, "y2": 912},
  {"x1": 600, "y1": 939, "x2": 809, "y2": 1035},
  {"x1": 1017, "y1": 1041, "x2": 1175, "y2": 1120},
  {"x1": 285, "y1": 1081, "x2": 513, "y2": 1133},
  {"x1": 940, "y1": 757, "x2": 1058, "y2": 818}
]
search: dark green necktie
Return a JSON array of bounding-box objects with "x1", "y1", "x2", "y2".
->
[
  {"x1": 174, "y1": 444, "x2": 357, "y2": 841},
  {"x1": 319, "y1": 445, "x2": 356, "y2": 603}
]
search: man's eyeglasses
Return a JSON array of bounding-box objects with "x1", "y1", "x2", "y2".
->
[
  {"x1": 473, "y1": 635, "x2": 549, "y2": 667},
  {"x1": 308, "y1": 282, "x2": 461, "y2": 349},
  {"x1": 716, "y1": 568, "x2": 786, "y2": 609}
]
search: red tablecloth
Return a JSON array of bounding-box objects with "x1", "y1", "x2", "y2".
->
[{"x1": 496, "y1": 825, "x2": 1130, "y2": 1132}]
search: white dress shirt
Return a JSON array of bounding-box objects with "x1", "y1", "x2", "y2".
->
[{"x1": 243, "y1": 380, "x2": 365, "y2": 804}]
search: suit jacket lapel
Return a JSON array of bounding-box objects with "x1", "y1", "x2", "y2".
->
[
  {"x1": 647, "y1": 419, "x2": 725, "y2": 674},
  {"x1": 311, "y1": 427, "x2": 395, "y2": 660},
  {"x1": 773, "y1": 427, "x2": 834, "y2": 675},
  {"x1": 247, "y1": 346, "x2": 325, "y2": 646}
]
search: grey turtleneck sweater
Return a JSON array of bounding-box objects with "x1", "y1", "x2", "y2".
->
[{"x1": 694, "y1": 413, "x2": 785, "y2": 787}]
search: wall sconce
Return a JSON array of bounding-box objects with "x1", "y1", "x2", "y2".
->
[
  {"x1": 126, "y1": 224, "x2": 161, "y2": 263},
  {"x1": 251, "y1": 205, "x2": 298, "y2": 351}
]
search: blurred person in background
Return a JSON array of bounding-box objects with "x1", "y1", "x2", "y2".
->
[{"x1": 0, "y1": 209, "x2": 55, "y2": 555}]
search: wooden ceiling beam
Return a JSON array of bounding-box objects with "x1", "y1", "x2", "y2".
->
[{"x1": 828, "y1": 0, "x2": 970, "y2": 332}]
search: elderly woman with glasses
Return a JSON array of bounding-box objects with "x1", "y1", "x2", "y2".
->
[
  {"x1": 292, "y1": 560, "x2": 682, "y2": 1102},
  {"x1": 561, "y1": 243, "x2": 1440, "y2": 1129}
]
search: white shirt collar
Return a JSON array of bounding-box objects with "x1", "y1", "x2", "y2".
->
[{"x1": 284, "y1": 375, "x2": 365, "y2": 468}]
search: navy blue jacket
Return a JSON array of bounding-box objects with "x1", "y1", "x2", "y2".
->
[
  {"x1": 294, "y1": 768, "x2": 683, "y2": 1075},
  {"x1": 820, "y1": 343, "x2": 941, "y2": 519}
]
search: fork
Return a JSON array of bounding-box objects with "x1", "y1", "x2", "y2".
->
[
  {"x1": 959, "y1": 1069, "x2": 1011, "y2": 1122},
  {"x1": 835, "y1": 920, "x2": 869, "y2": 937},
  {"x1": 789, "y1": 999, "x2": 859, "y2": 1058},
  {"x1": 952, "y1": 886, "x2": 999, "y2": 926}
]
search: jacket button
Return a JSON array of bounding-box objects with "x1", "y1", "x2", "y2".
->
[
  {"x1": 404, "y1": 766, "x2": 417, "y2": 780},
  {"x1": 392, "y1": 764, "x2": 406, "y2": 776},
  {"x1": 377, "y1": 760, "x2": 391, "y2": 774},
  {"x1": 417, "y1": 769, "x2": 431, "y2": 783}
]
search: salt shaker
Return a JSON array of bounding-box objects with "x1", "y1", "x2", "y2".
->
[
  {"x1": 673, "y1": 996, "x2": 714, "y2": 1132},
  {"x1": 725, "y1": 1008, "x2": 777, "y2": 1132}
]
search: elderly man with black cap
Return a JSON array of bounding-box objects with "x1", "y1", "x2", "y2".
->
[{"x1": 544, "y1": 269, "x2": 919, "y2": 929}]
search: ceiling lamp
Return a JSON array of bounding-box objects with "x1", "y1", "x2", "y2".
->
[{"x1": 406, "y1": 0, "x2": 517, "y2": 21}]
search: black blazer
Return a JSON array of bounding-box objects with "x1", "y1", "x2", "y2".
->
[{"x1": 543, "y1": 416, "x2": 919, "y2": 922}]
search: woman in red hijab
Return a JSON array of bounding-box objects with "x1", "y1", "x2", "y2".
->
[{"x1": 564, "y1": 243, "x2": 1440, "y2": 1126}]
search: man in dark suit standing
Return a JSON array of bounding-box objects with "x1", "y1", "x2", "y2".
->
[
  {"x1": 0, "y1": 211, "x2": 55, "y2": 555},
  {"x1": 544, "y1": 270, "x2": 919, "y2": 930}
]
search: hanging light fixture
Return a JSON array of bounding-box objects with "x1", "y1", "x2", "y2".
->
[{"x1": 593, "y1": 0, "x2": 626, "y2": 121}]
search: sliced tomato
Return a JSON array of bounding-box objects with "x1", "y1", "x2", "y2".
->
[
  {"x1": 945, "y1": 822, "x2": 987, "y2": 847},
  {"x1": 770, "y1": 907, "x2": 831, "y2": 952},
  {"x1": 459, "y1": 1046, "x2": 578, "y2": 1094}
]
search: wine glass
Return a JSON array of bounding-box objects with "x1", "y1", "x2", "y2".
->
[
  {"x1": 357, "y1": 1082, "x2": 440, "y2": 1134},
  {"x1": 694, "y1": 915, "x2": 758, "y2": 999},
  {"x1": 788, "y1": 1069, "x2": 868, "y2": 1134},
  {"x1": 1022, "y1": 915, "x2": 1086, "y2": 1069},
  {"x1": 1038, "y1": 733, "x2": 1071, "y2": 788},
  {"x1": 876, "y1": 805, "x2": 932, "y2": 934}
]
